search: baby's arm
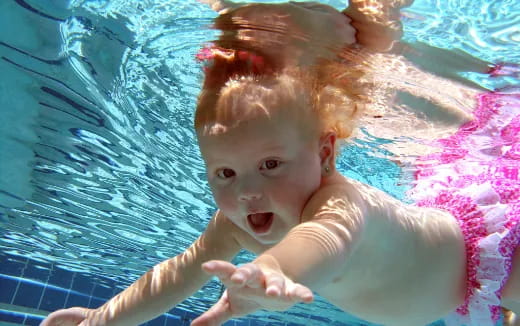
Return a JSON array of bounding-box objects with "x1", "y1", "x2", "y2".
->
[
  {"x1": 41, "y1": 211, "x2": 241, "y2": 326},
  {"x1": 193, "y1": 186, "x2": 363, "y2": 325},
  {"x1": 255, "y1": 186, "x2": 363, "y2": 288}
]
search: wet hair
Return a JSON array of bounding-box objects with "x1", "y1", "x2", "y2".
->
[
  {"x1": 194, "y1": 46, "x2": 370, "y2": 141},
  {"x1": 192, "y1": 0, "x2": 420, "y2": 141}
]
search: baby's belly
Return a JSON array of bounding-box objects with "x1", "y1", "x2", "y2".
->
[
  {"x1": 319, "y1": 275, "x2": 460, "y2": 326},
  {"x1": 316, "y1": 241, "x2": 466, "y2": 326}
]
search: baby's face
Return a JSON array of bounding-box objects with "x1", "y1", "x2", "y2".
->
[{"x1": 198, "y1": 110, "x2": 322, "y2": 244}]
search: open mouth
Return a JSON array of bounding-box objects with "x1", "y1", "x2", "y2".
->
[{"x1": 247, "y1": 212, "x2": 274, "y2": 234}]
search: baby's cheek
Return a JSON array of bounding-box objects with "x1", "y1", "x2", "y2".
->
[{"x1": 213, "y1": 191, "x2": 236, "y2": 212}]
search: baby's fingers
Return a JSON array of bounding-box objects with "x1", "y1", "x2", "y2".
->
[
  {"x1": 264, "y1": 273, "x2": 285, "y2": 297},
  {"x1": 263, "y1": 272, "x2": 312, "y2": 303},
  {"x1": 287, "y1": 283, "x2": 314, "y2": 303},
  {"x1": 202, "y1": 260, "x2": 237, "y2": 287},
  {"x1": 231, "y1": 263, "x2": 263, "y2": 288}
]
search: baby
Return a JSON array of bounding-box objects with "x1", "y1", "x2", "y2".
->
[{"x1": 41, "y1": 1, "x2": 520, "y2": 326}]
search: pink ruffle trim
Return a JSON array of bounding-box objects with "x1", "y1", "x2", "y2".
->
[{"x1": 410, "y1": 92, "x2": 520, "y2": 326}]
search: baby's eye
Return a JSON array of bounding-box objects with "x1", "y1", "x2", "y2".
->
[
  {"x1": 261, "y1": 159, "x2": 281, "y2": 170},
  {"x1": 216, "y1": 168, "x2": 235, "y2": 179}
]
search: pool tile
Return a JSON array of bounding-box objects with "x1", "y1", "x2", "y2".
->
[
  {"x1": 0, "y1": 275, "x2": 19, "y2": 303},
  {"x1": 39, "y1": 287, "x2": 67, "y2": 311},
  {"x1": 0, "y1": 256, "x2": 333, "y2": 326},
  {"x1": 48, "y1": 267, "x2": 74, "y2": 289},
  {"x1": 87, "y1": 297, "x2": 105, "y2": 309},
  {"x1": 24, "y1": 314, "x2": 44, "y2": 326},
  {"x1": 1, "y1": 255, "x2": 26, "y2": 277},
  {"x1": 65, "y1": 292, "x2": 90, "y2": 308},
  {"x1": 92, "y1": 283, "x2": 115, "y2": 299},
  {"x1": 0, "y1": 310, "x2": 25, "y2": 324},
  {"x1": 12, "y1": 281, "x2": 44, "y2": 308},
  {"x1": 71, "y1": 273, "x2": 95, "y2": 294},
  {"x1": 21, "y1": 262, "x2": 51, "y2": 283}
]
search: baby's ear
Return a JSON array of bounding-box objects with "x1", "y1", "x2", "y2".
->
[
  {"x1": 198, "y1": 0, "x2": 239, "y2": 14},
  {"x1": 319, "y1": 132, "x2": 337, "y2": 167}
]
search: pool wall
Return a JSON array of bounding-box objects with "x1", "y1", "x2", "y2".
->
[{"x1": 0, "y1": 252, "x2": 269, "y2": 326}]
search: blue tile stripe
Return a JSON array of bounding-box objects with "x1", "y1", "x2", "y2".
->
[
  {"x1": 0, "y1": 272, "x2": 238, "y2": 325},
  {"x1": 0, "y1": 253, "x2": 305, "y2": 325},
  {"x1": 0, "y1": 309, "x2": 45, "y2": 326},
  {"x1": 1, "y1": 273, "x2": 88, "y2": 297}
]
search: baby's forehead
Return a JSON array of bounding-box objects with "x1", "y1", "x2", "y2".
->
[
  {"x1": 224, "y1": 76, "x2": 308, "y2": 107},
  {"x1": 195, "y1": 73, "x2": 322, "y2": 140},
  {"x1": 197, "y1": 111, "x2": 312, "y2": 164},
  {"x1": 197, "y1": 103, "x2": 304, "y2": 138}
]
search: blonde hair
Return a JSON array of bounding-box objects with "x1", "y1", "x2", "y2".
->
[{"x1": 195, "y1": 48, "x2": 370, "y2": 141}]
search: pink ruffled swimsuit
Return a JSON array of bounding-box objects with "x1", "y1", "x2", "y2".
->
[{"x1": 409, "y1": 91, "x2": 520, "y2": 325}]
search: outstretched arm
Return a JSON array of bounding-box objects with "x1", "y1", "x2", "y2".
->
[
  {"x1": 41, "y1": 212, "x2": 241, "y2": 326},
  {"x1": 253, "y1": 185, "x2": 364, "y2": 289},
  {"x1": 193, "y1": 185, "x2": 364, "y2": 326}
]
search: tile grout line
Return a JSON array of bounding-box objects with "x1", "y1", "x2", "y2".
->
[
  {"x1": 87, "y1": 281, "x2": 96, "y2": 308},
  {"x1": 36, "y1": 262, "x2": 53, "y2": 312},
  {"x1": 63, "y1": 271, "x2": 75, "y2": 309},
  {"x1": 21, "y1": 258, "x2": 30, "y2": 325},
  {"x1": 8, "y1": 258, "x2": 29, "y2": 306}
]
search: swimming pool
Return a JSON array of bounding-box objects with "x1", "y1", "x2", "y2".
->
[{"x1": 0, "y1": 0, "x2": 518, "y2": 325}]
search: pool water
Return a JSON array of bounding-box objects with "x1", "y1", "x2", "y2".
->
[{"x1": 0, "y1": 0, "x2": 518, "y2": 325}]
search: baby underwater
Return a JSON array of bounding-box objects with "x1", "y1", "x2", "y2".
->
[{"x1": 40, "y1": 1, "x2": 520, "y2": 325}]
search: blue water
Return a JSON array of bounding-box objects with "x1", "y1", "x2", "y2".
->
[{"x1": 0, "y1": 0, "x2": 519, "y2": 325}]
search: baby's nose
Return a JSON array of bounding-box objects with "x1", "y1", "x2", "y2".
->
[
  {"x1": 237, "y1": 176, "x2": 264, "y2": 201},
  {"x1": 238, "y1": 191, "x2": 262, "y2": 201}
]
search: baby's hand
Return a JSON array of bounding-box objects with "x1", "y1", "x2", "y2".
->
[
  {"x1": 191, "y1": 260, "x2": 313, "y2": 326},
  {"x1": 39, "y1": 307, "x2": 90, "y2": 326}
]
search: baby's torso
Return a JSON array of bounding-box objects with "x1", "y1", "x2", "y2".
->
[
  {"x1": 233, "y1": 176, "x2": 467, "y2": 325},
  {"x1": 314, "y1": 179, "x2": 467, "y2": 325}
]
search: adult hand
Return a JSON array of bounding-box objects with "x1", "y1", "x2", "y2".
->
[
  {"x1": 343, "y1": 0, "x2": 414, "y2": 52},
  {"x1": 191, "y1": 260, "x2": 313, "y2": 326},
  {"x1": 198, "y1": 0, "x2": 238, "y2": 13},
  {"x1": 200, "y1": 1, "x2": 356, "y2": 67},
  {"x1": 39, "y1": 307, "x2": 91, "y2": 326}
]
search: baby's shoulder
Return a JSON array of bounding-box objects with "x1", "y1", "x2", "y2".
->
[{"x1": 301, "y1": 174, "x2": 367, "y2": 224}]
